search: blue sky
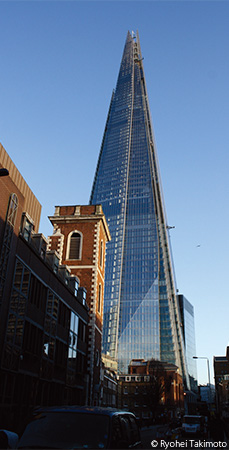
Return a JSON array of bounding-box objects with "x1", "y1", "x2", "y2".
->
[{"x1": 1, "y1": 1, "x2": 229, "y2": 385}]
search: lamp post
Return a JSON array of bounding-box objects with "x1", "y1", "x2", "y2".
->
[{"x1": 193, "y1": 356, "x2": 211, "y2": 404}]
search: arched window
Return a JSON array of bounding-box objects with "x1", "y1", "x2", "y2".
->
[
  {"x1": 68, "y1": 232, "x2": 82, "y2": 260},
  {"x1": 7, "y1": 193, "x2": 18, "y2": 227}
]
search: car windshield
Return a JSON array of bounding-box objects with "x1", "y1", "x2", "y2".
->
[{"x1": 18, "y1": 411, "x2": 110, "y2": 449}]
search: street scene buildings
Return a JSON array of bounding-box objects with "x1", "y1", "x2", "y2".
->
[{"x1": 0, "y1": 29, "x2": 228, "y2": 440}]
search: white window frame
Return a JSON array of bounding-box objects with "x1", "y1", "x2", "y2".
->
[
  {"x1": 98, "y1": 283, "x2": 102, "y2": 314},
  {"x1": 100, "y1": 240, "x2": 104, "y2": 268}
]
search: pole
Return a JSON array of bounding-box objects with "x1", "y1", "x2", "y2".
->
[{"x1": 193, "y1": 356, "x2": 211, "y2": 404}]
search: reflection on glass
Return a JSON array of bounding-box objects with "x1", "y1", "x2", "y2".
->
[
  {"x1": 70, "y1": 311, "x2": 79, "y2": 334},
  {"x1": 14, "y1": 262, "x2": 23, "y2": 291},
  {"x1": 22, "y1": 268, "x2": 30, "y2": 296},
  {"x1": 18, "y1": 412, "x2": 110, "y2": 449},
  {"x1": 90, "y1": 32, "x2": 187, "y2": 378},
  {"x1": 43, "y1": 342, "x2": 49, "y2": 356}
]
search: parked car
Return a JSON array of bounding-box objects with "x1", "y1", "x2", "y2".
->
[{"x1": 1, "y1": 406, "x2": 142, "y2": 449}]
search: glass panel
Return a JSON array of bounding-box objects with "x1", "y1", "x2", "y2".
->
[
  {"x1": 70, "y1": 312, "x2": 75, "y2": 332},
  {"x1": 53, "y1": 297, "x2": 59, "y2": 318},
  {"x1": 6, "y1": 314, "x2": 16, "y2": 343},
  {"x1": 22, "y1": 268, "x2": 30, "y2": 296},
  {"x1": 18, "y1": 296, "x2": 26, "y2": 316},
  {"x1": 19, "y1": 412, "x2": 109, "y2": 449},
  {"x1": 11, "y1": 291, "x2": 19, "y2": 312},
  {"x1": 14, "y1": 262, "x2": 23, "y2": 291},
  {"x1": 89, "y1": 32, "x2": 187, "y2": 376},
  {"x1": 47, "y1": 292, "x2": 53, "y2": 314},
  {"x1": 15, "y1": 318, "x2": 23, "y2": 346},
  {"x1": 70, "y1": 312, "x2": 79, "y2": 335}
]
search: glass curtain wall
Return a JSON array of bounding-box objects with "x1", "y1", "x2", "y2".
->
[{"x1": 90, "y1": 31, "x2": 189, "y2": 386}]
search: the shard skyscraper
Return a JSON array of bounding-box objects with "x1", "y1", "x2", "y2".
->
[{"x1": 90, "y1": 31, "x2": 189, "y2": 387}]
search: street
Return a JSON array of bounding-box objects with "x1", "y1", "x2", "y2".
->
[
  {"x1": 140, "y1": 424, "x2": 229, "y2": 449},
  {"x1": 141, "y1": 425, "x2": 168, "y2": 449}
]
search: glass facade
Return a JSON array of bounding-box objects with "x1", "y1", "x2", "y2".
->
[
  {"x1": 90, "y1": 31, "x2": 189, "y2": 385},
  {"x1": 178, "y1": 295, "x2": 198, "y2": 392},
  {"x1": 3, "y1": 258, "x2": 86, "y2": 383}
]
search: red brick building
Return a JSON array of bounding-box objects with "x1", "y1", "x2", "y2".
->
[
  {"x1": 118, "y1": 359, "x2": 184, "y2": 423},
  {"x1": 48, "y1": 204, "x2": 111, "y2": 405},
  {"x1": 0, "y1": 145, "x2": 90, "y2": 428},
  {"x1": 0, "y1": 143, "x2": 42, "y2": 361}
]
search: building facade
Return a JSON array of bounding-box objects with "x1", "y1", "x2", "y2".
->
[
  {"x1": 118, "y1": 359, "x2": 184, "y2": 423},
  {"x1": 48, "y1": 204, "x2": 111, "y2": 406},
  {"x1": 101, "y1": 365, "x2": 118, "y2": 408},
  {"x1": 214, "y1": 346, "x2": 229, "y2": 420},
  {"x1": 0, "y1": 145, "x2": 89, "y2": 429},
  {"x1": 199, "y1": 384, "x2": 215, "y2": 404},
  {"x1": 0, "y1": 144, "x2": 41, "y2": 331},
  {"x1": 90, "y1": 32, "x2": 189, "y2": 387},
  {"x1": 178, "y1": 294, "x2": 198, "y2": 392}
]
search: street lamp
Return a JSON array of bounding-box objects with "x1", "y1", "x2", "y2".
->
[
  {"x1": 193, "y1": 356, "x2": 211, "y2": 403},
  {"x1": 0, "y1": 168, "x2": 9, "y2": 177}
]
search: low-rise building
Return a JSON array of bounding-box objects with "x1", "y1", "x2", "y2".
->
[
  {"x1": 118, "y1": 359, "x2": 184, "y2": 424},
  {"x1": 0, "y1": 144, "x2": 110, "y2": 429},
  {"x1": 214, "y1": 346, "x2": 229, "y2": 420}
]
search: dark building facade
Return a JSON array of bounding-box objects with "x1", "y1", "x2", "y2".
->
[
  {"x1": 90, "y1": 31, "x2": 189, "y2": 387},
  {"x1": 0, "y1": 145, "x2": 89, "y2": 429},
  {"x1": 214, "y1": 346, "x2": 229, "y2": 421},
  {"x1": 101, "y1": 365, "x2": 118, "y2": 409}
]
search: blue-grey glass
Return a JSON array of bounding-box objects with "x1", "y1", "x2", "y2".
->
[
  {"x1": 178, "y1": 295, "x2": 198, "y2": 392},
  {"x1": 90, "y1": 31, "x2": 189, "y2": 386}
]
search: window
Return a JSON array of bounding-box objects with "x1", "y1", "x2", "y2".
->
[
  {"x1": 67, "y1": 311, "x2": 79, "y2": 378},
  {"x1": 82, "y1": 289, "x2": 86, "y2": 305},
  {"x1": 7, "y1": 193, "x2": 18, "y2": 227},
  {"x1": 55, "y1": 339, "x2": 68, "y2": 369},
  {"x1": 23, "y1": 321, "x2": 43, "y2": 357},
  {"x1": 73, "y1": 278, "x2": 79, "y2": 296},
  {"x1": 100, "y1": 240, "x2": 103, "y2": 267},
  {"x1": 43, "y1": 290, "x2": 58, "y2": 361},
  {"x1": 0, "y1": 193, "x2": 18, "y2": 299},
  {"x1": 78, "y1": 320, "x2": 86, "y2": 342},
  {"x1": 98, "y1": 284, "x2": 102, "y2": 314},
  {"x1": 58, "y1": 301, "x2": 70, "y2": 328},
  {"x1": 68, "y1": 232, "x2": 82, "y2": 260},
  {"x1": 21, "y1": 213, "x2": 34, "y2": 241},
  {"x1": 29, "y1": 274, "x2": 47, "y2": 312}
]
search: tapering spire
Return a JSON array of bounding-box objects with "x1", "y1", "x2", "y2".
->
[{"x1": 90, "y1": 32, "x2": 190, "y2": 388}]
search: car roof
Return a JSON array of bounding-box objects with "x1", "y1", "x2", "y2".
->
[
  {"x1": 183, "y1": 415, "x2": 202, "y2": 418},
  {"x1": 33, "y1": 406, "x2": 135, "y2": 418}
]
